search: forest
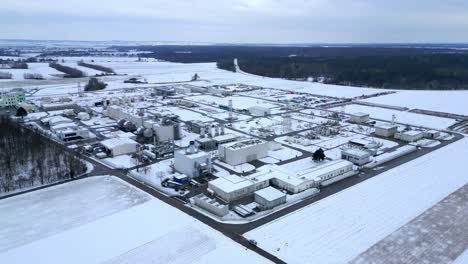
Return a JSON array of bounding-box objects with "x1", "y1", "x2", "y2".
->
[
  {"x1": 118, "y1": 45, "x2": 468, "y2": 90},
  {"x1": 0, "y1": 117, "x2": 87, "y2": 194}
]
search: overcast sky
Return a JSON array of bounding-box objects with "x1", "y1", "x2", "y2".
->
[{"x1": 2, "y1": 0, "x2": 468, "y2": 43}]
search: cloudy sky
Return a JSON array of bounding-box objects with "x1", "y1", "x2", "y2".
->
[{"x1": 2, "y1": 0, "x2": 468, "y2": 43}]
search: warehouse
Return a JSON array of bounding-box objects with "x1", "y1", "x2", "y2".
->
[
  {"x1": 48, "y1": 116, "x2": 73, "y2": 127},
  {"x1": 101, "y1": 138, "x2": 138, "y2": 157},
  {"x1": 218, "y1": 139, "x2": 269, "y2": 166},
  {"x1": 254, "y1": 187, "x2": 286, "y2": 210},
  {"x1": 208, "y1": 174, "x2": 269, "y2": 202},
  {"x1": 174, "y1": 142, "x2": 212, "y2": 178},
  {"x1": 374, "y1": 123, "x2": 398, "y2": 137},
  {"x1": 270, "y1": 159, "x2": 355, "y2": 193},
  {"x1": 341, "y1": 148, "x2": 372, "y2": 166},
  {"x1": 395, "y1": 130, "x2": 424, "y2": 142},
  {"x1": 249, "y1": 105, "x2": 272, "y2": 117},
  {"x1": 56, "y1": 128, "x2": 90, "y2": 142},
  {"x1": 349, "y1": 112, "x2": 370, "y2": 123}
]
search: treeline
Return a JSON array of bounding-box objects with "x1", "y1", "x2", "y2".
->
[
  {"x1": 23, "y1": 73, "x2": 44, "y2": 80},
  {"x1": 78, "y1": 61, "x2": 114, "y2": 74},
  {"x1": 49, "y1": 63, "x2": 85, "y2": 78},
  {"x1": 233, "y1": 54, "x2": 468, "y2": 90},
  {"x1": 121, "y1": 45, "x2": 468, "y2": 90},
  {"x1": 0, "y1": 59, "x2": 28, "y2": 69},
  {"x1": 0, "y1": 117, "x2": 86, "y2": 194}
]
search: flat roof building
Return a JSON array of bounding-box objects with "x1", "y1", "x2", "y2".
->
[
  {"x1": 101, "y1": 138, "x2": 138, "y2": 157},
  {"x1": 349, "y1": 112, "x2": 370, "y2": 124},
  {"x1": 375, "y1": 123, "x2": 398, "y2": 137},
  {"x1": 341, "y1": 148, "x2": 372, "y2": 166},
  {"x1": 218, "y1": 139, "x2": 269, "y2": 166},
  {"x1": 395, "y1": 130, "x2": 424, "y2": 142},
  {"x1": 254, "y1": 187, "x2": 286, "y2": 210},
  {"x1": 249, "y1": 105, "x2": 272, "y2": 117}
]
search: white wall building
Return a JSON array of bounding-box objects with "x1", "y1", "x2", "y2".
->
[
  {"x1": 375, "y1": 123, "x2": 398, "y2": 137},
  {"x1": 341, "y1": 148, "x2": 372, "y2": 166},
  {"x1": 208, "y1": 159, "x2": 356, "y2": 202},
  {"x1": 254, "y1": 187, "x2": 286, "y2": 210},
  {"x1": 249, "y1": 105, "x2": 272, "y2": 117},
  {"x1": 101, "y1": 138, "x2": 138, "y2": 157},
  {"x1": 218, "y1": 139, "x2": 269, "y2": 166},
  {"x1": 174, "y1": 144, "x2": 212, "y2": 178},
  {"x1": 349, "y1": 112, "x2": 370, "y2": 123},
  {"x1": 395, "y1": 130, "x2": 424, "y2": 142},
  {"x1": 208, "y1": 174, "x2": 269, "y2": 202},
  {"x1": 56, "y1": 128, "x2": 90, "y2": 142},
  {"x1": 270, "y1": 159, "x2": 355, "y2": 193},
  {"x1": 48, "y1": 116, "x2": 73, "y2": 127},
  {"x1": 106, "y1": 105, "x2": 147, "y2": 127}
]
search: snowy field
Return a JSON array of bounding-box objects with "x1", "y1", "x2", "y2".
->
[
  {"x1": 245, "y1": 137, "x2": 468, "y2": 264},
  {"x1": 0, "y1": 176, "x2": 270, "y2": 264},
  {"x1": 351, "y1": 184, "x2": 468, "y2": 264},
  {"x1": 0, "y1": 177, "x2": 150, "y2": 252},
  {"x1": 0, "y1": 63, "x2": 62, "y2": 81},
  {"x1": 362, "y1": 90, "x2": 468, "y2": 116},
  {"x1": 332, "y1": 104, "x2": 457, "y2": 129}
]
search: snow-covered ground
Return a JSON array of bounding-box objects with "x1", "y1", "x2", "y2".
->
[
  {"x1": 332, "y1": 104, "x2": 457, "y2": 129},
  {"x1": 0, "y1": 176, "x2": 270, "y2": 264},
  {"x1": 245, "y1": 137, "x2": 468, "y2": 264},
  {"x1": 362, "y1": 90, "x2": 468, "y2": 116}
]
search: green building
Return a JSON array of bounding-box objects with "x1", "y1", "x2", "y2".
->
[{"x1": 0, "y1": 92, "x2": 26, "y2": 107}]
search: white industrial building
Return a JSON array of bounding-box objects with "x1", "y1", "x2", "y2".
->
[
  {"x1": 218, "y1": 139, "x2": 269, "y2": 166},
  {"x1": 174, "y1": 142, "x2": 212, "y2": 178},
  {"x1": 341, "y1": 148, "x2": 372, "y2": 165},
  {"x1": 56, "y1": 128, "x2": 90, "y2": 142},
  {"x1": 349, "y1": 112, "x2": 370, "y2": 123},
  {"x1": 208, "y1": 159, "x2": 355, "y2": 202},
  {"x1": 106, "y1": 105, "x2": 147, "y2": 127},
  {"x1": 48, "y1": 116, "x2": 73, "y2": 127},
  {"x1": 208, "y1": 174, "x2": 269, "y2": 202},
  {"x1": 254, "y1": 187, "x2": 286, "y2": 210},
  {"x1": 269, "y1": 159, "x2": 355, "y2": 193},
  {"x1": 101, "y1": 138, "x2": 138, "y2": 157},
  {"x1": 249, "y1": 105, "x2": 272, "y2": 117},
  {"x1": 395, "y1": 130, "x2": 424, "y2": 142},
  {"x1": 374, "y1": 123, "x2": 398, "y2": 137}
]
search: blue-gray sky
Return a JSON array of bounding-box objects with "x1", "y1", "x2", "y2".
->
[{"x1": 2, "y1": 0, "x2": 468, "y2": 43}]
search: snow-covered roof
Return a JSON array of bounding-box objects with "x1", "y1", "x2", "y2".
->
[
  {"x1": 255, "y1": 187, "x2": 285, "y2": 201},
  {"x1": 209, "y1": 175, "x2": 253, "y2": 193},
  {"x1": 212, "y1": 133, "x2": 239, "y2": 142},
  {"x1": 342, "y1": 148, "x2": 371, "y2": 158},
  {"x1": 402, "y1": 130, "x2": 423, "y2": 136},
  {"x1": 351, "y1": 112, "x2": 369, "y2": 117},
  {"x1": 48, "y1": 116, "x2": 72, "y2": 126},
  {"x1": 101, "y1": 138, "x2": 137, "y2": 149},
  {"x1": 375, "y1": 123, "x2": 398, "y2": 130},
  {"x1": 223, "y1": 139, "x2": 266, "y2": 150}
]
